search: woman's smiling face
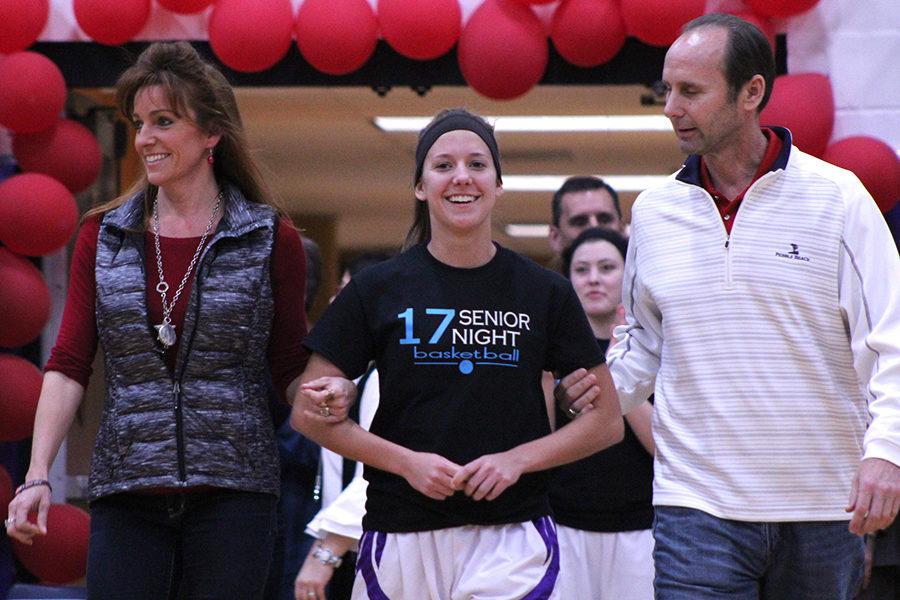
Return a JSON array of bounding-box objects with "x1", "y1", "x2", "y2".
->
[
  {"x1": 415, "y1": 129, "x2": 502, "y2": 240},
  {"x1": 132, "y1": 84, "x2": 219, "y2": 189}
]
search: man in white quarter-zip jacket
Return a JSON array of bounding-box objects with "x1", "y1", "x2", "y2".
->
[{"x1": 562, "y1": 13, "x2": 900, "y2": 600}]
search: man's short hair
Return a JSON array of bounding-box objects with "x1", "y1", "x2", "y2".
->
[
  {"x1": 551, "y1": 176, "x2": 621, "y2": 226},
  {"x1": 682, "y1": 13, "x2": 776, "y2": 112}
]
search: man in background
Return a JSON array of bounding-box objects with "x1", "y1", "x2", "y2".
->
[{"x1": 549, "y1": 176, "x2": 626, "y2": 260}]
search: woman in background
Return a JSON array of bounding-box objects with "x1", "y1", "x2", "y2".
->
[{"x1": 551, "y1": 227, "x2": 655, "y2": 600}]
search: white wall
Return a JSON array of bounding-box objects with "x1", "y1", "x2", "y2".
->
[{"x1": 785, "y1": 0, "x2": 900, "y2": 151}]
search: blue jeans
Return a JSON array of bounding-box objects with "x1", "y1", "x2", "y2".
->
[
  {"x1": 653, "y1": 506, "x2": 864, "y2": 600},
  {"x1": 87, "y1": 490, "x2": 277, "y2": 599}
]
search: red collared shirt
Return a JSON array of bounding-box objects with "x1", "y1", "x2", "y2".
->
[{"x1": 700, "y1": 128, "x2": 783, "y2": 234}]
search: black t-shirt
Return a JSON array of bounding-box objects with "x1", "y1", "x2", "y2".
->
[
  {"x1": 303, "y1": 243, "x2": 604, "y2": 532},
  {"x1": 549, "y1": 339, "x2": 654, "y2": 532}
]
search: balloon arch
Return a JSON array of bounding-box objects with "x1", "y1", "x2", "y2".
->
[{"x1": 0, "y1": 0, "x2": 898, "y2": 585}]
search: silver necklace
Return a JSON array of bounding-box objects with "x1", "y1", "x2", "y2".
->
[{"x1": 152, "y1": 191, "x2": 223, "y2": 348}]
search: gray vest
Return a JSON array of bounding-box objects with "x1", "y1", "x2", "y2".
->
[{"x1": 90, "y1": 186, "x2": 281, "y2": 500}]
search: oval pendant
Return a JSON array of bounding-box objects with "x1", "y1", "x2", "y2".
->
[{"x1": 155, "y1": 323, "x2": 177, "y2": 347}]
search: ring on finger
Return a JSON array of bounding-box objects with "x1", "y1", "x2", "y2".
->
[
  {"x1": 3, "y1": 517, "x2": 13, "y2": 528},
  {"x1": 566, "y1": 406, "x2": 579, "y2": 419}
]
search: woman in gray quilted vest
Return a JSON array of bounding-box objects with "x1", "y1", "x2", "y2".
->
[{"x1": 5, "y1": 42, "x2": 310, "y2": 599}]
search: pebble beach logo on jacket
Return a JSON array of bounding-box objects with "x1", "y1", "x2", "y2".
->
[
  {"x1": 775, "y1": 243, "x2": 811, "y2": 262},
  {"x1": 398, "y1": 307, "x2": 530, "y2": 374}
]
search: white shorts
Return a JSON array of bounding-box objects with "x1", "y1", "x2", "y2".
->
[
  {"x1": 351, "y1": 516, "x2": 559, "y2": 600},
  {"x1": 556, "y1": 525, "x2": 655, "y2": 600}
]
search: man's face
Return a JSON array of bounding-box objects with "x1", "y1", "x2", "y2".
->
[
  {"x1": 549, "y1": 188, "x2": 623, "y2": 255},
  {"x1": 662, "y1": 26, "x2": 744, "y2": 158}
]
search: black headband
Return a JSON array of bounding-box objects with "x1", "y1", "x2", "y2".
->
[{"x1": 414, "y1": 112, "x2": 502, "y2": 184}]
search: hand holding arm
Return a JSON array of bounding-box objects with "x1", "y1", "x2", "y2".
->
[
  {"x1": 298, "y1": 375, "x2": 357, "y2": 423},
  {"x1": 554, "y1": 368, "x2": 600, "y2": 416}
]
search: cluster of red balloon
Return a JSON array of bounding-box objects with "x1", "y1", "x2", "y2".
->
[
  {"x1": 206, "y1": 0, "x2": 462, "y2": 76},
  {"x1": 0, "y1": 0, "x2": 97, "y2": 586},
  {"x1": 0, "y1": 0, "x2": 101, "y2": 339},
  {"x1": 0, "y1": 257, "x2": 91, "y2": 587},
  {"x1": 0, "y1": 256, "x2": 90, "y2": 585},
  {"x1": 761, "y1": 73, "x2": 900, "y2": 214},
  {"x1": 208, "y1": 0, "x2": 900, "y2": 209}
]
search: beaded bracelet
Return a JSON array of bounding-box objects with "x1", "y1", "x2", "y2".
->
[{"x1": 14, "y1": 479, "x2": 52, "y2": 496}]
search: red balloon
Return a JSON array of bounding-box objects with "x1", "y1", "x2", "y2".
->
[
  {"x1": 732, "y1": 12, "x2": 776, "y2": 55},
  {"x1": 73, "y1": 0, "x2": 151, "y2": 45},
  {"x1": 551, "y1": 0, "x2": 626, "y2": 68},
  {"x1": 0, "y1": 250, "x2": 50, "y2": 348},
  {"x1": 824, "y1": 137, "x2": 900, "y2": 215},
  {"x1": 0, "y1": 0, "x2": 49, "y2": 53},
  {"x1": 295, "y1": 0, "x2": 379, "y2": 76},
  {"x1": 745, "y1": 0, "x2": 820, "y2": 18},
  {"x1": 458, "y1": 0, "x2": 548, "y2": 100},
  {"x1": 760, "y1": 73, "x2": 833, "y2": 158},
  {"x1": 0, "y1": 52, "x2": 66, "y2": 134},
  {"x1": 620, "y1": 0, "x2": 706, "y2": 47},
  {"x1": 13, "y1": 119, "x2": 103, "y2": 194},
  {"x1": 210, "y1": 0, "x2": 294, "y2": 73},
  {"x1": 378, "y1": 0, "x2": 461, "y2": 61},
  {"x1": 0, "y1": 173, "x2": 78, "y2": 257},
  {"x1": 12, "y1": 504, "x2": 91, "y2": 584},
  {"x1": 513, "y1": 0, "x2": 556, "y2": 4},
  {"x1": 156, "y1": 0, "x2": 213, "y2": 14},
  {"x1": 0, "y1": 354, "x2": 41, "y2": 441}
]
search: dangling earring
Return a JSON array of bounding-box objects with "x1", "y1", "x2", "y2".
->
[{"x1": 207, "y1": 147, "x2": 215, "y2": 165}]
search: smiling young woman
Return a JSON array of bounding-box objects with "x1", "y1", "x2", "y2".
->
[{"x1": 290, "y1": 108, "x2": 625, "y2": 599}]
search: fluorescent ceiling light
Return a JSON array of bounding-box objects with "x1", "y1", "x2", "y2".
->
[
  {"x1": 374, "y1": 115, "x2": 672, "y2": 133},
  {"x1": 502, "y1": 175, "x2": 669, "y2": 193},
  {"x1": 504, "y1": 224, "x2": 550, "y2": 238}
]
